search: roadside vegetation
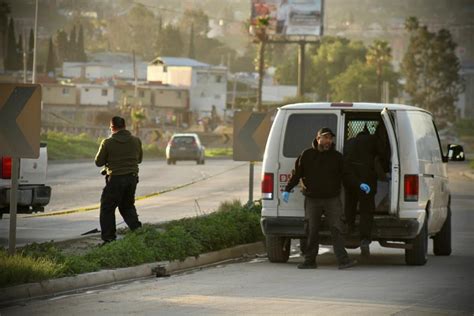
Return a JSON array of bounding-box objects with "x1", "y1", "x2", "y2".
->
[
  {"x1": 0, "y1": 200, "x2": 262, "y2": 288},
  {"x1": 205, "y1": 147, "x2": 232, "y2": 158},
  {"x1": 41, "y1": 132, "x2": 231, "y2": 160},
  {"x1": 453, "y1": 119, "x2": 474, "y2": 169}
]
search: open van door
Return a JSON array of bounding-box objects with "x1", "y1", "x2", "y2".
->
[{"x1": 381, "y1": 108, "x2": 400, "y2": 216}]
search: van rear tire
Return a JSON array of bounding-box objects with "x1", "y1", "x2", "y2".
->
[
  {"x1": 433, "y1": 207, "x2": 451, "y2": 256},
  {"x1": 266, "y1": 235, "x2": 290, "y2": 263},
  {"x1": 405, "y1": 218, "x2": 428, "y2": 265}
]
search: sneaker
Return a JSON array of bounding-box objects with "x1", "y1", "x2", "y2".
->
[
  {"x1": 360, "y1": 239, "x2": 371, "y2": 257},
  {"x1": 338, "y1": 259, "x2": 357, "y2": 270},
  {"x1": 297, "y1": 261, "x2": 317, "y2": 269}
]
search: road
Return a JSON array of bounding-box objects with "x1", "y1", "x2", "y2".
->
[
  {"x1": 1, "y1": 162, "x2": 473, "y2": 315},
  {"x1": 0, "y1": 159, "x2": 262, "y2": 247}
]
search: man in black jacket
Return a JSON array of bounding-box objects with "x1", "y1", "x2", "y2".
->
[
  {"x1": 282, "y1": 127, "x2": 357, "y2": 269},
  {"x1": 343, "y1": 123, "x2": 389, "y2": 256},
  {"x1": 95, "y1": 116, "x2": 143, "y2": 244}
]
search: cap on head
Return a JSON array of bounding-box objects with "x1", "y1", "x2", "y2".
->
[
  {"x1": 110, "y1": 116, "x2": 125, "y2": 129},
  {"x1": 317, "y1": 127, "x2": 335, "y2": 137}
]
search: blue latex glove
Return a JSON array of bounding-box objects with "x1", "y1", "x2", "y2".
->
[
  {"x1": 360, "y1": 183, "x2": 371, "y2": 194},
  {"x1": 282, "y1": 191, "x2": 290, "y2": 203}
]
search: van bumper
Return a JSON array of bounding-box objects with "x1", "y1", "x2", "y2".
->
[
  {"x1": 260, "y1": 217, "x2": 306, "y2": 237},
  {"x1": 260, "y1": 216, "x2": 420, "y2": 240}
]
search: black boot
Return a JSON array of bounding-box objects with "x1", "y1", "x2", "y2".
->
[{"x1": 297, "y1": 259, "x2": 317, "y2": 269}]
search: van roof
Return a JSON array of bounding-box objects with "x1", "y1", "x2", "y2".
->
[{"x1": 280, "y1": 102, "x2": 430, "y2": 113}]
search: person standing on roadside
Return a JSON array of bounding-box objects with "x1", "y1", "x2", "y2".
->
[
  {"x1": 282, "y1": 127, "x2": 357, "y2": 270},
  {"x1": 95, "y1": 116, "x2": 143, "y2": 244}
]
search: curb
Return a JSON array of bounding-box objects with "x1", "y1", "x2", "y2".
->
[
  {"x1": 460, "y1": 171, "x2": 474, "y2": 180},
  {"x1": 0, "y1": 241, "x2": 265, "y2": 305}
]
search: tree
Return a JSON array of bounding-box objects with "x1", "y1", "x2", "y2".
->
[
  {"x1": 401, "y1": 16, "x2": 463, "y2": 120},
  {"x1": 187, "y1": 23, "x2": 195, "y2": 59},
  {"x1": 0, "y1": 1, "x2": 10, "y2": 62},
  {"x1": 155, "y1": 24, "x2": 183, "y2": 57},
  {"x1": 27, "y1": 28, "x2": 33, "y2": 69},
  {"x1": 366, "y1": 40, "x2": 392, "y2": 102},
  {"x1": 46, "y1": 37, "x2": 56, "y2": 75},
  {"x1": 179, "y1": 9, "x2": 209, "y2": 37},
  {"x1": 77, "y1": 24, "x2": 87, "y2": 62},
  {"x1": 307, "y1": 37, "x2": 366, "y2": 100},
  {"x1": 274, "y1": 46, "x2": 313, "y2": 92},
  {"x1": 68, "y1": 25, "x2": 77, "y2": 61},
  {"x1": 56, "y1": 29, "x2": 68, "y2": 64},
  {"x1": 330, "y1": 61, "x2": 399, "y2": 103},
  {"x1": 16, "y1": 33, "x2": 23, "y2": 71},
  {"x1": 4, "y1": 18, "x2": 17, "y2": 71}
]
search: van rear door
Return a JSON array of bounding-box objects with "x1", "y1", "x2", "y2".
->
[
  {"x1": 277, "y1": 110, "x2": 339, "y2": 217},
  {"x1": 381, "y1": 108, "x2": 400, "y2": 216}
]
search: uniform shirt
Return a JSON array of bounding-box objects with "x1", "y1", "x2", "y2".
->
[{"x1": 95, "y1": 129, "x2": 143, "y2": 176}]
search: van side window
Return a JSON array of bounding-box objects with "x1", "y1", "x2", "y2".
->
[
  {"x1": 407, "y1": 112, "x2": 443, "y2": 162},
  {"x1": 283, "y1": 114, "x2": 337, "y2": 158}
]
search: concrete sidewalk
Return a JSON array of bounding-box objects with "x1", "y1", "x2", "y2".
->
[
  {"x1": 461, "y1": 168, "x2": 474, "y2": 180},
  {"x1": 0, "y1": 241, "x2": 265, "y2": 305}
]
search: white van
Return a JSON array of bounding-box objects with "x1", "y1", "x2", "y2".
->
[{"x1": 260, "y1": 102, "x2": 465, "y2": 266}]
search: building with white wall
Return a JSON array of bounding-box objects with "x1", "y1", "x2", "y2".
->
[
  {"x1": 77, "y1": 84, "x2": 115, "y2": 106},
  {"x1": 147, "y1": 57, "x2": 227, "y2": 118}
]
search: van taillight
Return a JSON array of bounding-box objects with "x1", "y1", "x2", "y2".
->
[
  {"x1": 1, "y1": 157, "x2": 12, "y2": 179},
  {"x1": 404, "y1": 174, "x2": 419, "y2": 201},
  {"x1": 261, "y1": 173, "x2": 274, "y2": 200}
]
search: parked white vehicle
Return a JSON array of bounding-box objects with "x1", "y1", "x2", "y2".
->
[
  {"x1": 0, "y1": 143, "x2": 51, "y2": 218},
  {"x1": 260, "y1": 102, "x2": 464, "y2": 265}
]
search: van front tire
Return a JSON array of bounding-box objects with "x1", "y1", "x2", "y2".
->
[
  {"x1": 433, "y1": 207, "x2": 451, "y2": 256},
  {"x1": 266, "y1": 235, "x2": 290, "y2": 263},
  {"x1": 405, "y1": 218, "x2": 428, "y2": 265}
]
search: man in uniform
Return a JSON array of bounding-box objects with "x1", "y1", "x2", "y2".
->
[{"x1": 95, "y1": 116, "x2": 143, "y2": 244}]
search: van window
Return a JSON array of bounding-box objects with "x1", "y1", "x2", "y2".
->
[
  {"x1": 283, "y1": 113, "x2": 337, "y2": 158},
  {"x1": 406, "y1": 112, "x2": 443, "y2": 162},
  {"x1": 346, "y1": 120, "x2": 379, "y2": 139}
]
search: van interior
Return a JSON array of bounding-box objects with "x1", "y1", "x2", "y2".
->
[{"x1": 343, "y1": 111, "x2": 392, "y2": 218}]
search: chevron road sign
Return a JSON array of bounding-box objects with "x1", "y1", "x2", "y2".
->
[
  {"x1": 233, "y1": 111, "x2": 273, "y2": 162},
  {"x1": 0, "y1": 84, "x2": 42, "y2": 158}
]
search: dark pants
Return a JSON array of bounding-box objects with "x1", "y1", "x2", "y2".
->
[
  {"x1": 304, "y1": 196, "x2": 349, "y2": 264},
  {"x1": 100, "y1": 174, "x2": 142, "y2": 241},
  {"x1": 344, "y1": 189, "x2": 375, "y2": 241}
]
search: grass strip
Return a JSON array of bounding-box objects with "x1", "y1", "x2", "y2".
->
[{"x1": 1, "y1": 200, "x2": 263, "y2": 288}]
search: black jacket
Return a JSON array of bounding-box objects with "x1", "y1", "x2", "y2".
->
[
  {"x1": 343, "y1": 132, "x2": 380, "y2": 193},
  {"x1": 95, "y1": 129, "x2": 143, "y2": 176},
  {"x1": 285, "y1": 139, "x2": 343, "y2": 199}
]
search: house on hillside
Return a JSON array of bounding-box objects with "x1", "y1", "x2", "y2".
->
[{"x1": 147, "y1": 57, "x2": 227, "y2": 119}]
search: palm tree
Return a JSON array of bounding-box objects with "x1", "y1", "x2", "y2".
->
[{"x1": 366, "y1": 40, "x2": 392, "y2": 102}]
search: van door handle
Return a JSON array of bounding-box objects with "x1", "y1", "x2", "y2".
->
[{"x1": 422, "y1": 174, "x2": 434, "y2": 178}]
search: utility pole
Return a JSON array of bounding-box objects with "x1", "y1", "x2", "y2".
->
[
  {"x1": 22, "y1": 31, "x2": 27, "y2": 83},
  {"x1": 256, "y1": 39, "x2": 265, "y2": 112},
  {"x1": 31, "y1": 0, "x2": 38, "y2": 83},
  {"x1": 297, "y1": 42, "x2": 306, "y2": 98},
  {"x1": 132, "y1": 49, "x2": 138, "y2": 100}
]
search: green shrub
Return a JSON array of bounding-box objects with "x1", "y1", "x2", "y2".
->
[
  {"x1": 205, "y1": 147, "x2": 232, "y2": 158},
  {"x1": 0, "y1": 250, "x2": 65, "y2": 287},
  {"x1": 42, "y1": 132, "x2": 100, "y2": 160},
  {"x1": 143, "y1": 143, "x2": 165, "y2": 158},
  {"x1": 42, "y1": 132, "x2": 165, "y2": 160},
  {"x1": 1, "y1": 200, "x2": 263, "y2": 288}
]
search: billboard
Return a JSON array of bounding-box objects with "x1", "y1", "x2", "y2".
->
[{"x1": 250, "y1": 0, "x2": 324, "y2": 37}]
